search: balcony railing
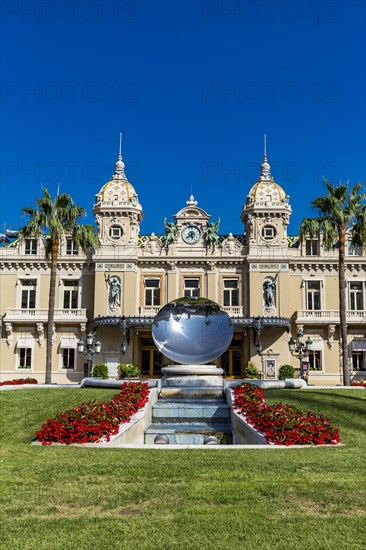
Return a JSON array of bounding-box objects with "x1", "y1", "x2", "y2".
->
[
  {"x1": 296, "y1": 310, "x2": 366, "y2": 323},
  {"x1": 139, "y1": 305, "x2": 244, "y2": 317},
  {"x1": 4, "y1": 308, "x2": 88, "y2": 322},
  {"x1": 222, "y1": 306, "x2": 244, "y2": 317},
  {"x1": 139, "y1": 306, "x2": 161, "y2": 316}
]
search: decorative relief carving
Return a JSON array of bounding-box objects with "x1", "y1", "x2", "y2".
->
[
  {"x1": 36, "y1": 323, "x2": 44, "y2": 348},
  {"x1": 142, "y1": 233, "x2": 163, "y2": 255},
  {"x1": 222, "y1": 233, "x2": 241, "y2": 255},
  {"x1": 328, "y1": 324, "x2": 336, "y2": 349},
  {"x1": 5, "y1": 323, "x2": 13, "y2": 347},
  {"x1": 51, "y1": 324, "x2": 56, "y2": 348}
]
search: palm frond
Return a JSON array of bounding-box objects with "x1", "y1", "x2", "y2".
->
[
  {"x1": 322, "y1": 219, "x2": 338, "y2": 249},
  {"x1": 351, "y1": 205, "x2": 366, "y2": 248},
  {"x1": 299, "y1": 218, "x2": 320, "y2": 238},
  {"x1": 72, "y1": 224, "x2": 100, "y2": 254},
  {"x1": 21, "y1": 206, "x2": 37, "y2": 217}
]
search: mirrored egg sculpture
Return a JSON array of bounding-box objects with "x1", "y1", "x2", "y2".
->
[{"x1": 152, "y1": 298, "x2": 234, "y2": 364}]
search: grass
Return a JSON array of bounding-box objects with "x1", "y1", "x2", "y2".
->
[{"x1": 0, "y1": 388, "x2": 365, "y2": 550}]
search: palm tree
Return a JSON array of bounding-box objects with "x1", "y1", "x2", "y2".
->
[
  {"x1": 20, "y1": 189, "x2": 99, "y2": 384},
  {"x1": 300, "y1": 181, "x2": 366, "y2": 386}
]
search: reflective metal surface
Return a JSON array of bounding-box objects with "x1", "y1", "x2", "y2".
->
[{"x1": 152, "y1": 298, "x2": 234, "y2": 364}]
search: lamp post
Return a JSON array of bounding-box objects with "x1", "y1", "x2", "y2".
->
[
  {"x1": 288, "y1": 329, "x2": 313, "y2": 380},
  {"x1": 78, "y1": 332, "x2": 102, "y2": 378}
]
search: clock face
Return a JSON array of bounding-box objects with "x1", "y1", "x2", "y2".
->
[{"x1": 181, "y1": 224, "x2": 201, "y2": 245}]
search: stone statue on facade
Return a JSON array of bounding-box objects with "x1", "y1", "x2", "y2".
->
[
  {"x1": 161, "y1": 218, "x2": 177, "y2": 249},
  {"x1": 204, "y1": 218, "x2": 220, "y2": 248},
  {"x1": 263, "y1": 277, "x2": 277, "y2": 309},
  {"x1": 107, "y1": 275, "x2": 121, "y2": 307}
]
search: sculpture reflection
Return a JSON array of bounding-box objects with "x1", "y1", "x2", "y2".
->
[{"x1": 152, "y1": 298, "x2": 233, "y2": 364}]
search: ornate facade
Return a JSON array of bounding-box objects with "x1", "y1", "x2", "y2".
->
[{"x1": 1, "y1": 143, "x2": 365, "y2": 384}]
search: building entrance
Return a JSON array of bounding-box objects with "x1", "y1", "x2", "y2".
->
[
  {"x1": 221, "y1": 349, "x2": 242, "y2": 377},
  {"x1": 140, "y1": 337, "x2": 164, "y2": 377}
]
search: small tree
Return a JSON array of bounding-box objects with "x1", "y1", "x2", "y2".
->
[
  {"x1": 300, "y1": 181, "x2": 366, "y2": 386},
  {"x1": 92, "y1": 364, "x2": 109, "y2": 379},
  {"x1": 279, "y1": 364, "x2": 295, "y2": 380},
  {"x1": 20, "y1": 188, "x2": 99, "y2": 384}
]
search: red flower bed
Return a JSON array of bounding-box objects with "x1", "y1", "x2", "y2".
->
[
  {"x1": 0, "y1": 378, "x2": 38, "y2": 386},
  {"x1": 351, "y1": 380, "x2": 366, "y2": 388},
  {"x1": 36, "y1": 381, "x2": 150, "y2": 445},
  {"x1": 233, "y1": 383, "x2": 340, "y2": 446}
]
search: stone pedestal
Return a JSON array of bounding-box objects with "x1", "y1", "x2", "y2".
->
[{"x1": 160, "y1": 365, "x2": 224, "y2": 399}]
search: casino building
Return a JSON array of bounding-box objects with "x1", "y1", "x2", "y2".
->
[{"x1": 0, "y1": 142, "x2": 365, "y2": 384}]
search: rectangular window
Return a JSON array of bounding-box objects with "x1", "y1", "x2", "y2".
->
[
  {"x1": 352, "y1": 352, "x2": 364, "y2": 371},
  {"x1": 25, "y1": 239, "x2": 37, "y2": 255},
  {"x1": 349, "y1": 282, "x2": 363, "y2": 311},
  {"x1": 21, "y1": 280, "x2": 36, "y2": 309},
  {"x1": 145, "y1": 279, "x2": 160, "y2": 306},
  {"x1": 19, "y1": 348, "x2": 32, "y2": 369},
  {"x1": 62, "y1": 348, "x2": 75, "y2": 369},
  {"x1": 66, "y1": 239, "x2": 79, "y2": 255},
  {"x1": 306, "y1": 281, "x2": 321, "y2": 310},
  {"x1": 308, "y1": 350, "x2": 322, "y2": 371},
  {"x1": 305, "y1": 240, "x2": 319, "y2": 256},
  {"x1": 348, "y1": 240, "x2": 361, "y2": 256},
  {"x1": 184, "y1": 278, "x2": 200, "y2": 299},
  {"x1": 223, "y1": 279, "x2": 239, "y2": 307},
  {"x1": 63, "y1": 280, "x2": 79, "y2": 309}
]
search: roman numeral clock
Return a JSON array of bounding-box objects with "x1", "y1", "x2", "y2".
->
[{"x1": 181, "y1": 224, "x2": 202, "y2": 245}]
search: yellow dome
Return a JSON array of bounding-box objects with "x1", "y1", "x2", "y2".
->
[
  {"x1": 247, "y1": 179, "x2": 287, "y2": 204},
  {"x1": 98, "y1": 177, "x2": 138, "y2": 203},
  {"x1": 95, "y1": 152, "x2": 140, "y2": 207},
  {"x1": 246, "y1": 154, "x2": 289, "y2": 206}
]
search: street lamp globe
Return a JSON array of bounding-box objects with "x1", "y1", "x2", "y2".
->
[
  {"x1": 305, "y1": 336, "x2": 313, "y2": 351},
  {"x1": 288, "y1": 337, "x2": 295, "y2": 352}
]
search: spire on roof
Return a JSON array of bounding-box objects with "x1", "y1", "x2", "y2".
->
[
  {"x1": 114, "y1": 131, "x2": 125, "y2": 176},
  {"x1": 260, "y1": 133, "x2": 271, "y2": 181}
]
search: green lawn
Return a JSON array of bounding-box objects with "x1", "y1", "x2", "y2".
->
[{"x1": 1, "y1": 388, "x2": 365, "y2": 550}]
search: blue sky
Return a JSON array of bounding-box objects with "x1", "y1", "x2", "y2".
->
[{"x1": 1, "y1": 0, "x2": 365, "y2": 236}]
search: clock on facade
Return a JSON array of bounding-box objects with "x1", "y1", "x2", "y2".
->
[{"x1": 181, "y1": 224, "x2": 201, "y2": 244}]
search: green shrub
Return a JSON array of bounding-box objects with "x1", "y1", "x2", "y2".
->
[
  {"x1": 278, "y1": 364, "x2": 295, "y2": 380},
  {"x1": 245, "y1": 362, "x2": 261, "y2": 379},
  {"x1": 118, "y1": 363, "x2": 141, "y2": 379},
  {"x1": 92, "y1": 364, "x2": 109, "y2": 379}
]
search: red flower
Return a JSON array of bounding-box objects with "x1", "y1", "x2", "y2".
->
[
  {"x1": 35, "y1": 382, "x2": 150, "y2": 445},
  {"x1": 233, "y1": 383, "x2": 340, "y2": 446},
  {"x1": 0, "y1": 378, "x2": 38, "y2": 386}
]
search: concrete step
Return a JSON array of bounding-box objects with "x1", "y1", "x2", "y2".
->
[
  {"x1": 161, "y1": 375, "x2": 224, "y2": 388},
  {"x1": 160, "y1": 387, "x2": 224, "y2": 399},
  {"x1": 152, "y1": 400, "x2": 230, "y2": 423},
  {"x1": 145, "y1": 422, "x2": 232, "y2": 445}
]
